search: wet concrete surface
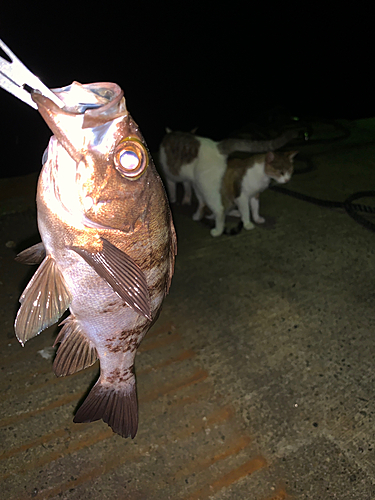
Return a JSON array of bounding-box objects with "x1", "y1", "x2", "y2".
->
[{"x1": 1, "y1": 118, "x2": 375, "y2": 499}]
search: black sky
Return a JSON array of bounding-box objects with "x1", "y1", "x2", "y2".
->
[{"x1": 0, "y1": 4, "x2": 371, "y2": 177}]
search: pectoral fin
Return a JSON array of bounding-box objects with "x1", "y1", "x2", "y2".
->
[
  {"x1": 15, "y1": 255, "x2": 72, "y2": 346},
  {"x1": 15, "y1": 242, "x2": 46, "y2": 265},
  {"x1": 70, "y1": 237, "x2": 151, "y2": 320}
]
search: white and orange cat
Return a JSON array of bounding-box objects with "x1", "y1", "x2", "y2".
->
[{"x1": 159, "y1": 129, "x2": 298, "y2": 236}]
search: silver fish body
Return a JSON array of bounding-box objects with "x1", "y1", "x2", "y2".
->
[{"x1": 15, "y1": 82, "x2": 177, "y2": 438}]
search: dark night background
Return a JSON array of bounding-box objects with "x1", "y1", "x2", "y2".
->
[{"x1": 0, "y1": 5, "x2": 372, "y2": 178}]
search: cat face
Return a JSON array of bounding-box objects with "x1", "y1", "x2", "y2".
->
[{"x1": 264, "y1": 151, "x2": 298, "y2": 183}]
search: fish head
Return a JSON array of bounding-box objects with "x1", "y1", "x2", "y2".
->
[{"x1": 33, "y1": 82, "x2": 157, "y2": 232}]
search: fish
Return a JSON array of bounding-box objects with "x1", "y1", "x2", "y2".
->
[{"x1": 14, "y1": 81, "x2": 177, "y2": 438}]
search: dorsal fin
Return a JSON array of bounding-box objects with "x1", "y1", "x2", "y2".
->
[
  {"x1": 15, "y1": 255, "x2": 71, "y2": 346},
  {"x1": 15, "y1": 242, "x2": 46, "y2": 265},
  {"x1": 53, "y1": 314, "x2": 98, "y2": 376}
]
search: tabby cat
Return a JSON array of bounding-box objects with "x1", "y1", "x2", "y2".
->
[
  {"x1": 217, "y1": 151, "x2": 297, "y2": 235},
  {"x1": 158, "y1": 128, "x2": 298, "y2": 205},
  {"x1": 159, "y1": 129, "x2": 297, "y2": 236}
]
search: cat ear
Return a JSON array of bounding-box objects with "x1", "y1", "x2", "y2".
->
[
  {"x1": 265, "y1": 152, "x2": 275, "y2": 163},
  {"x1": 287, "y1": 151, "x2": 299, "y2": 160},
  {"x1": 166, "y1": 127, "x2": 172, "y2": 133},
  {"x1": 190, "y1": 127, "x2": 198, "y2": 134}
]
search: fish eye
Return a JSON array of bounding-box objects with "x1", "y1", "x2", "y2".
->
[
  {"x1": 119, "y1": 150, "x2": 139, "y2": 170},
  {"x1": 114, "y1": 137, "x2": 148, "y2": 179}
]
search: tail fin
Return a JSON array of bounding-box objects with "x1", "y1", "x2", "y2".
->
[{"x1": 73, "y1": 378, "x2": 138, "y2": 438}]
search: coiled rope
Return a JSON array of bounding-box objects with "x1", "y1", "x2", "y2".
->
[{"x1": 270, "y1": 185, "x2": 375, "y2": 232}]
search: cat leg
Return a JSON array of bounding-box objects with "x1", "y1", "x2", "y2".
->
[
  {"x1": 181, "y1": 181, "x2": 192, "y2": 205},
  {"x1": 236, "y1": 193, "x2": 255, "y2": 230},
  {"x1": 210, "y1": 210, "x2": 225, "y2": 237},
  {"x1": 166, "y1": 179, "x2": 177, "y2": 203},
  {"x1": 250, "y1": 194, "x2": 265, "y2": 224},
  {"x1": 192, "y1": 189, "x2": 206, "y2": 221}
]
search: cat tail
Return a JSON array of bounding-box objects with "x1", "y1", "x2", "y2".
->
[
  {"x1": 217, "y1": 129, "x2": 299, "y2": 155},
  {"x1": 74, "y1": 376, "x2": 138, "y2": 439}
]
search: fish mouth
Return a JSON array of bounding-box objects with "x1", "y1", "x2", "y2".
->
[
  {"x1": 51, "y1": 82, "x2": 126, "y2": 129},
  {"x1": 51, "y1": 82, "x2": 123, "y2": 114},
  {"x1": 32, "y1": 82, "x2": 128, "y2": 161},
  {"x1": 32, "y1": 81, "x2": 126, "y2": 130}
]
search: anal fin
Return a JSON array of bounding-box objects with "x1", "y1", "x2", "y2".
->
[
  {"x1": 73, "y1": 377, "x2": 138, "y2": 439},
  {"x1": 53, "y1": 314, "x2": 98, "y2": 377}
]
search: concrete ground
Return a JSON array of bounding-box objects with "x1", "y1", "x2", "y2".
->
[{"x1": 1, "y1": 118, "x2": 375, "y2": 499}]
